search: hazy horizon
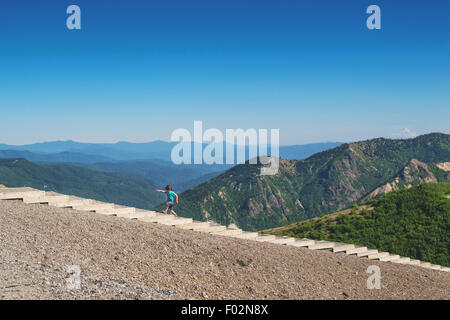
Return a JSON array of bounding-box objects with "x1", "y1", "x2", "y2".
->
[{"x1": 1, "y1": 130, "x2": 448, "y2": 148}]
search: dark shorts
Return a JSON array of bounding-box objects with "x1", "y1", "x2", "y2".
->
[{"x1": 166, "y1": 201, "x2": 175, "y2": 209}]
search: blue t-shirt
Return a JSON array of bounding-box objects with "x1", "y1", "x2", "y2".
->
[{"x1": 166, "y1": 191, "x2": 176, "y2": 202}]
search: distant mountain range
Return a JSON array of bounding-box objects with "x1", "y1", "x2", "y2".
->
[
  {"x1": 164, "y1": 133, "x2": 450, "y2": 231},
  {"x1": 0, "y1": 150, "x2": 114, "y2": 164},
  {"x1": 0, "y1": 141, "x2": 342, "y2": 192},
  {"x1": 0, "y1": 140, "x2": 342, "y2": 162},
  {"x1": 0, "y1": 140, "x2": 177, "y2": 161}
]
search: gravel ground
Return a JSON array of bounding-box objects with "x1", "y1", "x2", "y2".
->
[{"x1": 1, "y1": 200, "x2": 449, "y2": 300}]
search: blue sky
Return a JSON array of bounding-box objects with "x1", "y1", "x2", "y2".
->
[{"x1": 1, "y1": 0, "x2": 449, "y2": 145}]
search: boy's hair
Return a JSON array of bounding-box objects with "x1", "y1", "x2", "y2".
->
[{"x1": 165, "y1": 184, "x2": 172, "y2": 191}]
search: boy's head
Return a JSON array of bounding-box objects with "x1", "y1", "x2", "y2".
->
[{"x1": 165, "y1": 184, "x2": 172, "y2": 191}]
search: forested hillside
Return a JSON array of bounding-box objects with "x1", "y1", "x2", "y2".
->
[
  {"x1": 167, "y1": 133, "x2": 450, "y2": 230},
  {"x1": 0, "y1": 159, "x2": 164, "y2": 208},
  {"x1": 264, "y1": 183, "x2": 450, "y2": 267}
]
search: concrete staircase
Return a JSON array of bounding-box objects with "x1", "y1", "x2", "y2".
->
[{"x1": 1, "y1": 186, "x2": 449, "y2": 273}]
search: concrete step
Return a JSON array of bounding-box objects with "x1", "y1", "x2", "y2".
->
[
  {"x1": 308, "y1": 241, "x2": 336, "y2": 250},
  {"x1": 231, "y1": 232, "x2": 259, "y2": 239},
  {"x1": 173, "y1": 221, "x2": 225, "y2": 231},
  {"x1": 48, "y1": 196, "x2": 93, "y2": 208},
  {"x1": 405, "y1": 259, "x2": 421, "y2": 266},
  {"x1": 368, "y1": 252, "x2": 390, "y2": 260},
  {"x1": 195, "y1": 225, "x2": 227, "y2": 233},
  {"x1": 333, "y1": 244, "x2": 356, "y2": 253},
  {"x1": 111, "y1": 205, "x2": 136, "y2": 214},
  {"x1": 176, "y1": 222, "x2": 212, "y2": 230},
  {"x1": 0, "y1": 187, "x2": 40, "y2": 193},
  {"x1": 379, "y1": 254, "x2": 401, "y2": 262},
  {"x1": 137, "y1": 209, "x2": 160, "y2": 215},
  {"x1": 94, "y1": 210, "x2": 117, "y2": 216},
  {"x1": 23, "y1": 192, "x2": 69, "y2": 204},
  {"x1": 419, "y1": 262, "x2": 431, "y2": 268},
  {"x1": 440, "y1": 267, "x2": 450, "y2": 272},
  {"x1": 288, "y1": 239, "x2": 316, "y2": 247},
  {"x1": 0, "y1": 187, "x2": 45, "y2": 200},
  {"x1": 210, "y1": 229, "x2": 243, "y2": 236},
  {"x1": 72, "y1": 201, "x2": 115, "y2": 212},
  {"x1": 391, "y1": 257, "x2": 411, "y2": 264},
  {"x1": 96, "y1": 205, "x2": 136, "y2": 216},
  {"x1": 345, "y1": 247, "x2": 368, "y2": 255},
  {"x1": 357, "y1": 249, "x2": 378, "y2": 257},
  {"x1": 138, "y1": 215, "x2": 171, "y2": 223},
  {"x1": 253, "y1": 235, "x2": 277, "y2": 242},
  {"x1": 115, "y1": 212, "x2": 149, "y2": 219},
  {"x1": 227, "y1": 224, "x2": 240, "y2": 230},
  {"x1": 269, "y1": 236, "x2": 296, "y2": 245},
  {"x1": 427, "y1": 264, "x2": 442, "y2": 270},
  {"x1": 186, "y1": 221, "x2": 227, "y2": 232},
  {"x1": 138, "y1": 214, "x2": 179, "y2": 223},
  {"x1": 132, "y1": 209, "x2": 159, "y2": 217},
  {"x1": 157, "y1": 217, "x2": 194, "y2": 226},
  {"x1": 45, "y1": 191, "x2": 66, "y2": 197}
]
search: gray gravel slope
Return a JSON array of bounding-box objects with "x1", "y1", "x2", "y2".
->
[{"x1": 0, "y1": 200, "x2": 449, "y2": 300}]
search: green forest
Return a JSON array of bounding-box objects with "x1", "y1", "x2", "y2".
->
[
  {"x1": 0, "y1": 158, "x2": 165, "y2": 209},
  {"x1": 266, "y1": 183, "x2": 450, "y2": 267}
]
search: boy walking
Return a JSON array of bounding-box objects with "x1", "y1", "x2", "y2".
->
[{"x1": 156, "y1": 185, "x2": 178, "y2": 216}]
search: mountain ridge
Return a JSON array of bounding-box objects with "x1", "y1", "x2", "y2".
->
[
  {"x1": 0, "y1": 140, "x2": 343, "y2": 162},
  {"x1": 166, "y1": 133, "x2": 450, "y2": 231}
]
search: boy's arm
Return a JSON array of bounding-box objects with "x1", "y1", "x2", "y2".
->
[
  {"x1": 156, "y1": 189, "x2": 166, "y2": 193},
  {"x1": 175, "y1": 193, "x2": 179, "y2": 204}
]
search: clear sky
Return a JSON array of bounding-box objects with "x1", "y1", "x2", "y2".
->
[{"x1": 1, "y1": 0, "x2": 449, "y2": 145}]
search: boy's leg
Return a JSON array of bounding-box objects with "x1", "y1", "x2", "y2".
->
[
  {"x1": 163, "y1": 206, "x2": 169, "y2": 214},
  {"x1": 170, "y1": 209, "x2": 178, "y2": 217}
]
